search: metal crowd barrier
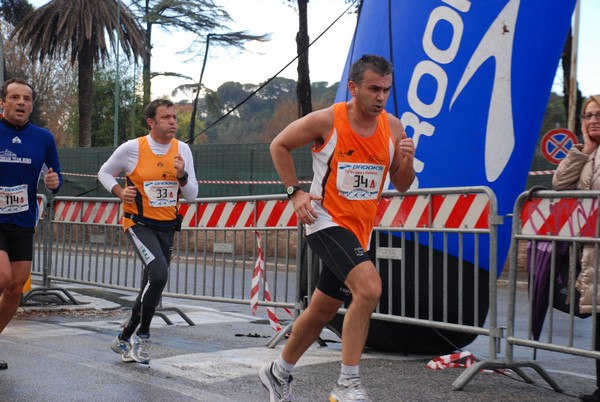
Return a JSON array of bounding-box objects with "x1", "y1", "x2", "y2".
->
[
  {"x1": 28, "y1": 187, "x2": 600, "y2": 392},
  {"x1": 26, "y1": 194, "x2": 79, "y2": 305},
  {"x1": 32, "y1": 195, "x2": 300, "y2": 321},
  {"x1": 371, "y1": 186, "x2": 500, "y2": 345},
  {"x1": 492, "y1": 190, "x2": 600, "y2": 391},
  {"x1": 31, "y1": 187, "x2": 504, "y2": 387},
  {"x1": 268, "y1": 186, "x2": 503, "y2": 370},
  {"x1": 31, "y1": 194, "x2": 48, "y2": 278}
]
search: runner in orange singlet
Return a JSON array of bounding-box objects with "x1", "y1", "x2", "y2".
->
[
  {"x1": 260, "y1": 55, "x2": 415, "y2": 402},
  {"x1": 98, "y1": 99, "x2": 198, "y2": 365}
]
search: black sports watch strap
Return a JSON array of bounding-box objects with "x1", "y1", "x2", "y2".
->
[
  {"x1": 177, "y1": 171, "x2": 189, "y2": 184},
  {"x1": 286, "y1": 185, "x2": 302, "y2": 198}
]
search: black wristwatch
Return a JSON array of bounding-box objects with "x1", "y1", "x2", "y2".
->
[
  {"x1": 286, "y1": 185, "x2": 302, "y2": 198},
  {"x1": 177, "y1": 171, "x2": 189, "y2": 184}
]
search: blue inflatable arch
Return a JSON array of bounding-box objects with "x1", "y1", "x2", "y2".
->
[{"x1": 330, "y1": 0, "x2": 576, "y2": 353}]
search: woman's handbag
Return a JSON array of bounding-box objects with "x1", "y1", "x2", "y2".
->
[{"x1": 552, "y1": 242, "x2": 590, "y2": 318}]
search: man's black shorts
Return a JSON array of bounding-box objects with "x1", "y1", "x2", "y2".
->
[
  {"x1": 306, "y1": 226, "x2": 373, "y2": 301},
  {"x1": 0, "y1": 224, "x2": 35, "y2": 261}
]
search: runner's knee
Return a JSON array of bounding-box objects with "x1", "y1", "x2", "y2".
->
[
  {"x1": 347, "y1": 266, "x2": 381, "y2": 307},
  {"x1": 147, "y1": 259, "x2": 169, "y2": 287},
  {"x1": 305, "y1": 292, "x2": 344, "y2": 325},
  {"x1": 1, "y1": 281, "x2": 24, "y2": 302},
  {"x1": 0, "y1": 271, "x2": 10, "y2": 290}
]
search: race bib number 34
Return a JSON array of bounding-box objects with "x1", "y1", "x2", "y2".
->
[
  {"x1": 337, "y1": 163, "x2": 384, "y2": 200},
  {"x1": 0, "y1": 184, "x2": 29, "y2": 214},
  {"x1": 144, "y1": 180, "x2": 178, "y2": 207}
]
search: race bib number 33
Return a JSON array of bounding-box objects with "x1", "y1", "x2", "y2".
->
[
  {"x1": 0, "y1": 184, "x2": 29, "y2": 214},
  {"x1": 337, "y1": 163, "x2": 384, "y2": 200},
  {"x1": 144, "y1": 180, "x2": 178, "y2": 207}
]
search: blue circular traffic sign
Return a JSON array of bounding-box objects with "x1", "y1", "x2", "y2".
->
[{"x1": 541, "y1": 128, "x2": 578, "y2": 165}]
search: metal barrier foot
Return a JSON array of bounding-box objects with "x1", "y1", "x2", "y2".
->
[
  {"x1": 266, "y1": 322, "x2": 343, "y2": 349},
  {"x1": 510, "y1": 366, "x2": 535, "y2": 384},
  {"x1": 316, "y1": 336, "x2": 328, "y2": 347},
  {"x1": 508, "y1": 361, "x2": 563, "y2": 392},
  {"x1": 452, "y1": 359, "x2": 563, "y2": 393},
  {"x1": 452, "y1": 360, "x2": 497, "y2": 390},
  {"x1": 155, "y1": 307, "x2": 195, "y2": 326},
  {"x1": 266, "y1": 322, "x2": 293, "y2": 348},
  {"x1": 325, "y1": 323, "x2": 341, "y2": 340},
  {"x1": 154, "y1": 312, "x2": 174, "y2": 325},
  {"x1": 21, "y1": 287, "x2": 80, "y2": 306}
]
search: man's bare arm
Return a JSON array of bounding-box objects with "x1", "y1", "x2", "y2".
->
[
  {"x1": 270, "y1": 107, "x2": 334, "y2": 224},
  {"x1": 388, "y1": 115, "x2": 416, "y2": 192}
]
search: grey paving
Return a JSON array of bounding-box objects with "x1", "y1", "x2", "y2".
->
[{"x1": 0, "y1": 282, "x2": 595, "y2": 401}]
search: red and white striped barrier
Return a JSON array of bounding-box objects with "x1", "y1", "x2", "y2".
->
[
  {"x1": 375, "y1": 193, "x2": 490, "y2": 230},
  {"x1": 187, "y1": 199, "x2": 297, "y2": 229},
  {"x1": 51, "y1": 193, "x2": 492, "y2": 231},
  {"x1": 521, "y1": 197, "x2": 599, "y2": 238},
  {"x1": 51, "y1": 199, "x2": 298, "y2": 229},
  {"x1": 37, "y1": 195, "x2": 46, "y2": 220},
  {"x1": 53, "y1": 200, "x2": 122, "y2": 225}
]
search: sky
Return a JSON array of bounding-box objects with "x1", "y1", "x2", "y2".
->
[
  {"x1": 561, "y1": 0, "x2": 600, "y2": 97},
  {"x1": 27, "y1": 0, "x2": 600, "y2": 100},
  {"x1": 148, "y1": 0, "x2": 357, "y2": 100}
]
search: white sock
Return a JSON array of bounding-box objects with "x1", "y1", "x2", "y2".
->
[
  {"x1": 274, "y1": 356, "x2": 294, "y2": 379},
  {"x1": 339, "y1": 363, "x2": 360, "y2": 381}
]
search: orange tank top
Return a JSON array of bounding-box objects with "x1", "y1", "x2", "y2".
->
[
  {"x1": 122, "y1": 136, "x2": 180, "y2": 230},
  {"x1": 306, "y1": 102, "x2": 394, "y2": 249}
]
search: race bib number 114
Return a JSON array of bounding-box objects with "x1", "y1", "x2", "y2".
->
[{"x1": 0, "y1": 184, "x2": 29, "y2": 214}]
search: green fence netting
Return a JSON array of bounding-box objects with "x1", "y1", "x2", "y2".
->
[
  {"x1": 38, "y1": 143, "x2": 312, "y2": 199},
  {"x1": 37, "y1": 140, "x2": 555, "y2": 201}
]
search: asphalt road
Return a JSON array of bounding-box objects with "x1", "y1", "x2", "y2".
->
[{"x1": 0, "y1": 284, "x2": 596, "y2": 401}]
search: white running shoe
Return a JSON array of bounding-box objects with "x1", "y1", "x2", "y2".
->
[
  {"x1": 129, "y1": 333, "x2": 151, "y2": 364},
  {"x1": 259, "y1": 362, "x2": 293, "y2": 402},
  {"x1": 110, "y1": 333, "x2": 134, "y2": 363},
  {"x1": 328, "y1": 377, "x2": 371, "y2": 402}
]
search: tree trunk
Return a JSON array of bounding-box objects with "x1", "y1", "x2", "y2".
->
[
  {"x1": 296, "y1": 0, "x2": 312, "y2": 118},
  {"x1": 561, "y1": 28, "x2": 582, "y2": 137},
  {"x1": 142, "y1": 0, "x2": 152, "y2": 106},
  {"x1": 0, "y1": 28, "x2": 5, "y2": 85},
  {"x1": 78, "y1": 45, "x2": 93, "y2": 148}
]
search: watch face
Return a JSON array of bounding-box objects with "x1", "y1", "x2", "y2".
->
[{"x1": 287, "y1": 186, "x2": 294, "y2": 195}]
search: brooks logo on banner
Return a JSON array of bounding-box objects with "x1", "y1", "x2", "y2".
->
[
  {"x1": 403, "y1": 0, "x2": 519, "y2": 184},
  {"x1": 336, "y1": 0, "x2": 576, "y2": 272}
]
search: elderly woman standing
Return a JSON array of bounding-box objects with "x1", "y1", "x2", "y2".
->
[{"x1": 552, "y1": 94, "x2": 600, "y2": 402}]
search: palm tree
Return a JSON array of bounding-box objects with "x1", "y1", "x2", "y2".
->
[{"x1": 11, "y1": 0, "x2": 145, "y2": 147}]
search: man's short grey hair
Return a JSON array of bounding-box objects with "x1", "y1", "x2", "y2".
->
[{"x1": 348, "y1": 54, "x2": 393, "y2": 85}]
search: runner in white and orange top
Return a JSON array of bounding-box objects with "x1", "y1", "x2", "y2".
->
[
  {"x1": 260, "y1": 55, "x2": 415, "y2": 402},
  {"x1": 306, "y1": 101, "x2": 394, "y2": 250},
  {"x1": 98, "y1": 99, "x2": 197, "y2": 365}
]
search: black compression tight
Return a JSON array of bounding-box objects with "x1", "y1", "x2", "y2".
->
[{"x1": 122, "y1": 224, "x2": 174, "y2": 338}]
